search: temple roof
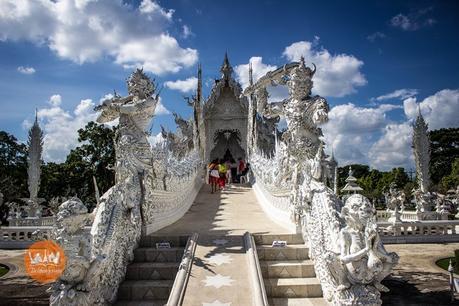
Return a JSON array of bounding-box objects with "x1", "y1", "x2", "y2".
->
[
  {"x1": 203, "y1": 53, "x2": 248, "y2": 118},
  {"x1": 341, "y1": 166, "x2": 363, "y2": 193}
]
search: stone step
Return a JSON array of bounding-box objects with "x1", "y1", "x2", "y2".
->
[
  {"x1": 269, "y1": 297, "x2": 328, "y2": 306},
  {"x1": 253, "y1": 233, "x2": 304, "y2": 245},
  {"x1": 140, "y1": 235, "x2": 189, "y2": 248},
  {"x1": 117, "y1": 280, "x2": 173, "y2": 300},
  {"x1": 134, "y1": 247, "x2": 184, "y2": 263},
  {"x1": 125, "y1": 262, "x2": 180, "y2": 280},
  {"x1": 264, "y1": 277, "x2": 323, "y2": 298},
  {"x1": 260, "y1": 260, "x2": 315, "y2": 278},
  {"x1": 257, "y1": 245, "x2": 309, "y2": 261},
  {"x1": 115, "y1": 300, "x2": 167, "y2": 306}
]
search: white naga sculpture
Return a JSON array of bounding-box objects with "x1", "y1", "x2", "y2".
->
[
  {"x1": 49, "y1": 68, "x2": 202, "y2": 305},
  {"x1": 245, "y1": 58, "x2": 397, "y2": 305},
  {"x1": 50, "y1": 69, "x2": 158, "y2": 305}
]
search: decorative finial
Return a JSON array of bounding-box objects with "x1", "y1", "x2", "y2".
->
[
  {"x1": 220, "y1": 52, "x2": 233, "y2": 80},
  {"x1": 348, "y1": 166, "x2": 353, "y2": 177},
  {"x1": 300, "y1": 56, "x2": 306, "y2": 67},
  {"x1": 249, "y1": 61, "x2": 253, "y2": 86},
  {"x1": 197, "y1": 62, "x2": 202, "y2": 103}
]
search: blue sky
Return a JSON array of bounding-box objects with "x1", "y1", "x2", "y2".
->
[{"x1": 0, "y1": 0, "x2": 458, "y2": 169}]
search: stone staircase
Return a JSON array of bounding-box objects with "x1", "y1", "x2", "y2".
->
[
  {"x1": 115, "y1": 235, "x2": 189, "y2": 306},
  {"x1": 254, "y1": 234, "x2": 327, "y2": 306}
]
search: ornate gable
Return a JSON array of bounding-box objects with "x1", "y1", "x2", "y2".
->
[{"x1": 203, "y1": 53, "x2": 248, "y2": 119}]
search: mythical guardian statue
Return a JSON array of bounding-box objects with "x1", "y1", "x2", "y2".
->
[
  {"x1": 327, "y1": 194, "x2": 399, "y2": 294},
  {"x1": 50, "y1": 69, "x2": 159, "y2": 305}
]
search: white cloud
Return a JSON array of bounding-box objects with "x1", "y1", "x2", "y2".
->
[
  {"x1": 390, "y1": 8, "x2": 436, "y2": 31},
  {"x1": 368, "y1": 123, "x2": 413, "y2": 170},
  {"x1": 374, "y1": 88, "x2": 418, "y2": 101},
  {"x1": 322, "y1": 103, "x2": 401, "y2": 167},
  {"x1": 367, "y1": 32, "x2": 386, "y2": 42},
  {"x1": 17, "y1": 66, "x2": 36, "y2": 74},
  {"x1": 26, "y1": 92, "x2": 171, "y2": 162},
  {"x1": 49, "y1": 94, "x2": 62, "y2": 106},
  {"x1": 403, "y1": 89, "x2": 459, "y2": 130},
  {"x1": 0, "y1": 0, "x2": 197, "y2": 75},
  {"x1": 234, "y1": 56, "x2": 277, "y2": 90},
  {"x1": 35, "y1": 98, "x2": 98, "y2": 162},
  {"x1": 139, "y1": 0, "x2": 173, "y2": 19},
  {"x1": 182, "y1": 25, "x2": 193, "y2": 38},
  {"x1": 155, "y1": 98, "x2": 171, "y2": 115},
  {"x1": 282, "y1": 38, "x2": 367, "y2": 97},
  {"x1": 164, "y1": 77, "x2": 197, "y2": 93}
]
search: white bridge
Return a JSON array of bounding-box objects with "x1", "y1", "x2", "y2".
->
[{"x1": 2, "y1": 55, "x2": 455, "y2": 306}]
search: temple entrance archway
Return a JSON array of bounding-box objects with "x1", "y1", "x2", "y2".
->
[
  {"x1": 209, "y1": 129, "x2": 245, "y2": 162},
  {"x1": 203, "y1": 54, "x2": 249, "y2": 163}
]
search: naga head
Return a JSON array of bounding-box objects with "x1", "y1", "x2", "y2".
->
[
  {"x1": 287, "y1": 57, "x2": 316, "y2": 100},
  {"x1": 342, "y1": 194, "x2": 375, "y2": 226},
  {"x1": 56, "y1": 197, "x2": 89, "y2": 235},
  {"x1": 127, "y1": 68, "x2": 155, "y2": 100}
]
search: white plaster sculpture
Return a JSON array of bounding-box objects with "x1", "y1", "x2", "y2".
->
[
  {"x1": 412, "y1": 108, "x2": 431, "y2": 193},
  {"x1": 326, "y1": 194, "x2": 399, "y2": 292},
  {"x1": 49, "y1": 68, "x2": 203, "y2": 305},
  {"x1": 384, "y1": 183, "x2": 405, "y2": 223},
  {"x1": 49, "y1": 69, "x2": 158, "y2": 305},
  {"x1": 244, "y1": 58, "x2": 398, "y2": 305},
  {"x1": 21, "y1": 113, "x2": 44, "y2": 218}
]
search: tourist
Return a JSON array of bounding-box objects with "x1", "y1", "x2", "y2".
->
[
  {"x1": 230, "y1": 158, "x2": 237, "y2": 183},
  {"x1": 225, "y1": 159, "x2": 232, "y2": 185},
  {"x1": 237, "y1": 157, "x2": 245, "y2": 183},
  {"x1": 237, "y1": 162, "x2": 251, "y2": 183},
  {"x1": 218, "y1": 159, "x2": 227, "y2": 189},
  {"x1": 208, "y1": 159, "x2": 219, "y2": 194}
]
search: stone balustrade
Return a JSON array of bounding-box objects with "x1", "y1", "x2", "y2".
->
[
  {"x1": 377, "y1": 220, "x2": 459, "y2": 243},
  {"x1": 7, "y1": 216, "x2": 55, "y2": 227},
  {"x1": 0, "y1": 226, "x2": 52, "y2": 249},
  {"x1": 376, "y1": 210, "x2": 447, "y2": 222}
]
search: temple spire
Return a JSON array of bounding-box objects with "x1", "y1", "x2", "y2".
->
[
  {"x1": 220, "y1": 52, "x2": 233, "y2": 81},
  {"x1": 413, "y1": 104, "x2": 430, "y2": 192},
  {"x1": 249, "y1": 61, "x2": 253, "y2": 86},
  {"x1": 197, "y1": 62, "x2": 202, "y2": 103},
  {"x1": 28, "y1": 111, "x2": 43, "y2": 199}
]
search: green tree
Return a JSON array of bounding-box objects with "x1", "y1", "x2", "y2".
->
[
  {"x1": 440, "y1": 158, "x2": 459, "y2": 192},
  {"x1": 38, "y1": 121, "x2": 116, "y2": 210},
  {"x1": 63, "y1": 122, "x2": 116, "y2": 209},
  {"x1": 0, "y1": 131, "x2": 28, "y2": 222},
  {"x1": 0, "y1": 131, "x2": 28, "y2": 200},
  {"x1": 430, "y1": 128, "x2": 459, "y2": 185}
]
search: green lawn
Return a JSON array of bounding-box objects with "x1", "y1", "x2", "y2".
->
[
  {"x1": 436, "y1": 257, "x2": 456, "y2": 272},
  {"x1": 0, "y1": 264, "x2": 9, "y2": 277}
]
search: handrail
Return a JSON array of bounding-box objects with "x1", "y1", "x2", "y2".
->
[
  {"x1": 167, "y1": 232, "x2": 199, "y2": 306},
  {"x1": 243, "y1": 232, "x2": 269, "y2": 306}
]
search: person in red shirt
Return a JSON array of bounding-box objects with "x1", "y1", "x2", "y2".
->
[{"x1": 237, "y1": 157, "x2": 245, "y2": 183}]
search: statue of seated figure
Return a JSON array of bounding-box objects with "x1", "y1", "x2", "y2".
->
[{"x1": 327, "y1": 194, "x2": 399, "y2": 292}]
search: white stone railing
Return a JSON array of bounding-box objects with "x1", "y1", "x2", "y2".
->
[
  {"x1": 376, "y1": 210, "x2": 446, "y2": 222},
  {"x1": 0, "y1": 226, "x2": 51, "y2": 249},
  {"x1": 378, "y1": 220, "x2": 459, "y2": 243},
  {"x1": 251, "y1": 177, "x2": 294, "y2": 232},
  {"x1": 142, "y1": 150, "x2": 203, "y2": 235},
  {"x1": 8, "y1": 216, "x2": 55, "y2": 227},
  {"x1": 142, "y1": 169, "x2": 203, "y2": 235}
]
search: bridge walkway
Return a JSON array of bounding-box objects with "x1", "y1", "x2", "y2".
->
[{"x1": 156, "y1": 184, "x2": 291, "y2": 306}]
